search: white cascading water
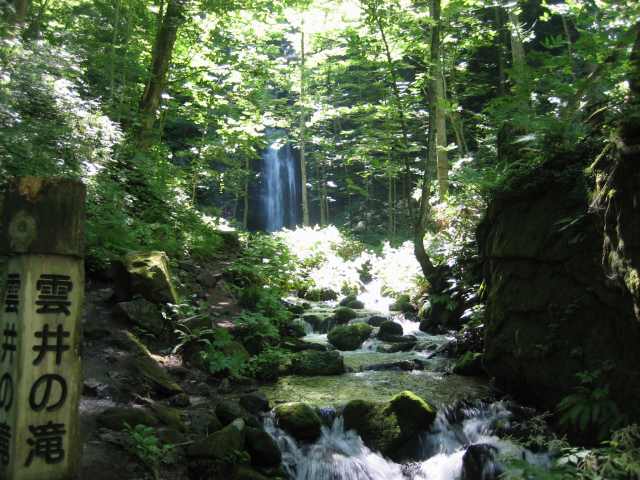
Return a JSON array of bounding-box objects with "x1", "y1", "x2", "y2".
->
[
  {"x1": 263, "y1": 139, "x2": 299, "y2": 232},
  {"x1": 264, "y1": 402, "x2": 550, "y2": 480}
]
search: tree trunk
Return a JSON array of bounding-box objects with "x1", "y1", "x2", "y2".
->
[
  {"x1": 11, "y1": 0, "x2": 28, "y2": 26},
  {"x1": 243, "y1": 156, "x2": 249, "y2": 229},
  {"x1": 137, "y1": 0, "x2": 185, "y2": 146},
  {"x1": 371, "y1": 5, "x2": 414, "y2": 219},
  {"x1": 299, "y1": 19, "x2": 310, "y2": 226},
  {"x1": 431, "y1": 0, "x2": 448, "y2": 199},
  {"x1": 494, "y1": 6, "x2": 506, "y2": 96},
  {"x1": 507, "y1": 4, "x2": 526, "y2": 77}
]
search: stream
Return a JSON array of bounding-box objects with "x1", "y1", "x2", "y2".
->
[{"x1": 261, "y1": 301, "x2": 550, "y2": 480}]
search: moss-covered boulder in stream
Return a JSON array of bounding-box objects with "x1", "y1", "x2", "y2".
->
[
  {"x1": 289, "y1": 350, "x2": 345, "y2": 375},
  {"x1": 274, "y1": 402, "x2": 323, "y2": 442},
  {"x1": 187, "y1": 418, "x2": 246, "y2": 460},
  {"x1": 343, "y1": 391, "x2": 437, "y2": 461},
  {"x1": 339, "y1": 294, "x2": 365, "y2": 309},
  {"x1": 327, "y1": 324, "x2": 372, "y2": 351},
  {"x1": 377, "y1": 321, "x2": 403, "y2": 341},
  {"x1": 333, "y1": 306, "x2": 357, "y2": 324}
]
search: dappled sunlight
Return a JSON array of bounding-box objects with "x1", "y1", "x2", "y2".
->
[{"x1": 277, "y1": 225, "x2": 423, "y2": 304}]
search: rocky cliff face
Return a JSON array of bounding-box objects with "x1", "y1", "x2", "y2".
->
[{"x1": 478, "y1": 155, "x2": 640, "y2": 417}]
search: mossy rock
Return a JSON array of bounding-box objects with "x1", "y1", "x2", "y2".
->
[
  {"x1": 289, "y1": 318, "x2": 310, "y2": 338},
  {"x1": 274, "y1": 403, "x2": 322, "y2": 442},
  {"x1": 453, "y1": 352, "x2": 485, "y2": 376},
  {"x1": 303, "y1": 287, "x2": 338, "y2": 301},
  {"x1": 368, "y1": 315, "x2": 388, "y2": 327},
  {"x1": 245, "y1": 427, "x2": 282, "y2": 468},
  {"x1": 215, "y1": 400, "x2": 260, "y2": 427},
  {"x1": 124, "y1": 251, "x2": 178, "y2": 304},
  {"x1": 148, "y1": 402, "x2": 186, "y2": 432},
  {"x1": 97, "y1": 407, "x2": 159, "y2": 431},
  {"x1": 378, "y1": 321, "x2": 403, "y2": 341},
  {"x1": 121, "y1": 331, "x2": 183, "y2": 396},
  {"x1": 114, "y1": 298, "x2": 165, "y2": 335},
  {"x1": 333, "y1": 307, "x2": 357, "y2": 324},
  {"x1": 339, "y1": 295, "x2": 365, "y2": 309},
  {"x1": 327, "y1": 324, "x2": 372, "y2": 351},
  {"x1": 187, "y1": 418, "x2": 246, "y2": 460},
  {"x1": 389, "y1": 294, "x2": 414, "y2": 313},
  {"x1": 289, "y1": 350, "x2": 345, "y2": 376},
  {"x1": 342, "y1": 391, "x2": 436, "y2": 461}
]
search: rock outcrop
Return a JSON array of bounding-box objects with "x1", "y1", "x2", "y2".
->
[{"x1": 478, "y1": 156, "x2": 640, "y2": 416}]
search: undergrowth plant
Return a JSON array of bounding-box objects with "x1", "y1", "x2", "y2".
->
[{"x1": 124, "y1": 423, "x2": 175, "y2": 480}]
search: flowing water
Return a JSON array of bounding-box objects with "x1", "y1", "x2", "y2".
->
[
  {"x1": 262, "y1": 139, "x2": 299, "y2": 232},
  {"x1": 263, "y1": 299, "x2": 550, "y2": 479}
]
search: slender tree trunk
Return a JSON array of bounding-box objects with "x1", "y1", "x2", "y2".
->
[
  {"x1": 109, "y1": 0, "x2": 122, "y2": 108},
  {"x1": 299, "y1": 18, "x2": 310, "y2": 226},
  {"x1": 431, "y1": 0, "x2": 448, "y2": 199},
  {"x1": 371, "y1": 6, "x2": 414, "y2": 218},
  {"x1": 12, "y1": 0, "x2": 28, "y2": 25},
  {"x1": 243, "y1": 157, "x2": 249, "y2": 229},
  {"x1": 507, "y1": 4, "x2": 526, "y2": 77},
  {"x1": 137, "y1": 0, "x2": 185, "y2": 146},
  {"x1": 494, "y1": 6, "x2": 506, "y2": 96}
]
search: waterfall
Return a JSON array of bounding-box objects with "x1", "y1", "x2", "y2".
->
[{"x1": 262, "y1": 137, "x2": 300, "y2": 232}]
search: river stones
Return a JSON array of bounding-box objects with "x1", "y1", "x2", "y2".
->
[
  {"x1": 367, "y1": 315, "x2": 388, "y2": 327},
  {"x1": 274, "y1": 402, "x2": 323, "y2": 442},
  {"x1": 461, "y1": 444, "x2": 502, "y2": 480},
  {"x1": 289, "y1": 350, "x2": 345, "y2": 375},
  {"x1": 378, "y1": 321, "x2": 403, "y2": 341},
  {"x1": 245, "y1": 427, "x2": 282, "y2": 468},
  {"x1": 343, "y1": 391, "x2": 437, "y2": 461},
  {"x1": 327, "y1": 324, "x2": 373, "y2": 350},
  {"x1": 339, "y1": 294, "x2": 365, "y2": 309},
  {"x1": 187, "y1": 418, "x2": 246, "y2": 460},
  {"x1": 333, "y1": 306, "x2": 358, "y2": 324}
]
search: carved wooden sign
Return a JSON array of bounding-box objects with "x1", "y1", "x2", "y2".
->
[{"x1": 0, "y1": 178, "x2": 85, "y2": 480}]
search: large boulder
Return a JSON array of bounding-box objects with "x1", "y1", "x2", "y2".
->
[
  {"x1": 478, "y1": 157, "x2": 640, "y2": 416},
  {"x1": 339, "y1": 295, "x2": 365, "y2": 309},
  {"x1": 289, "y1": 350, "x2": 345, "y2": 376},
  {"x1": 97, "y1": 407, "x2": 159, "y2": 431},
  {"x1": 327, "y1": 324, "x2": 372, "y2": 351},
  {"x1": 377, "y1": 321, "x2": 403, "y2": 341},
  {"x1": 187, "y1": 418, "x2": 246, "y2": 460},
  {"x1": 274, "y1": 403, "x2": 322, "y2": 442},
  {"x1": 461, "y1": 444, "x2": 502, "y2": 480},
  {"x1": 245, "y1": 427, "x2": 282, "y2": 468},
  {"x1": 342, "y1": 391, "x2": 436, "y2": 461},
  {"x1": 114, "y1": 298, "x2": 165, "y2": 335},
  {"x1": 118, "y1": 331, "x2": 183, "y2": 396},
  {"x1": 332, "y1": 307, "x2": 357, "y2": 324},
  {"x1": 116, "y1": 251, "x2": 179, "y2": 304}
]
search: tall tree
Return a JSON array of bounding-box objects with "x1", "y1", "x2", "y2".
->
[
  {"x1": 138, "y1": 0, "x2": 186, "y2": 146},
  {"x1": 432, "y1": 0, "x2": 448, "y2": 200},
  {"x1": 299, "y1": 16, "x2": 310, "y2": 226}
]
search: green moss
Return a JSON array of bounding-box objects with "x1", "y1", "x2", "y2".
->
[
  {"x1": 389, "y1": 294, "x2": 414, "y2": 313},
  {"x1": 342, "y1": 390, "x2": 436, "y2": 461},
  {"x1": 333, "y1": 306, "x2": 357, "y2": 323},
  {"x1": 327, "y1": 324, "x2": 372, "y2": 350},
  {"x1": 453, "y1": 352, "x2": 485, "y2": 376},
  {"x1": 274, "y1": 403, "x2": 322, "y2": 442},
  {"x1": 289, "y1": 350, "x2": 345, "y2": 375}
]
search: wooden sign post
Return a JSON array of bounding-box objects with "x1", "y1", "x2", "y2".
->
[{"x1": 0, "y1": 178, "x2": 85, "y2": 480}]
